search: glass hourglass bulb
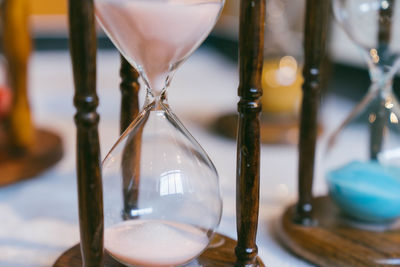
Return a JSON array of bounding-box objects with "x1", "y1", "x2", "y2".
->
[
  {"x1": 94, "y1": 0, "x2": 224, "y2": 266},
  {"x1": 326, "y1": 0, "x2": 400, "y2": 224}
]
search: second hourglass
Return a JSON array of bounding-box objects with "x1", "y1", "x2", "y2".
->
[
  {"x1": 326, "y1": 0, "x2": 400, "y2": 224},
  {"x1": 95, "y1": 0, "x2": 224, "y2": 266}
]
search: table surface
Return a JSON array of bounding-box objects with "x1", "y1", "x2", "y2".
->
[{"x1": 0, "y1": 48, "x2": 355, "y2": 267}]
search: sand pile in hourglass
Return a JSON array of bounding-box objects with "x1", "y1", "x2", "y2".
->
[{"x1": 105, "y1": 220, "x2": 208, "y2": 266}]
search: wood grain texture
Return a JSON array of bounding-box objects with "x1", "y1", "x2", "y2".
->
[
  {"x1": 296, "y1": 0, "x2": 329, "y2": 224},
  {"x1": 53, "y1": 233, "x2": 265, "y2": 267},
  {"x1": 279, "y1": 196, "x2": 400, "y2": 267},
  {"x1": 119, "y1": 55, "x2": 142, "y2": 219},
  {"x1": 235, "y1": 0, "x2": 265, "y2": 265},
  {"x1": 0, "y1": 128, "x2": 62, "y2": 186},
  {"x1": 119, "y1": 55, "x2": 140, "y2": 134},
  {"x1": 68, "y1": 0, "x2": 103, "y2": 266},
  {"x1": 1, "y1": 0, "x2": 34, "y2": 149}
]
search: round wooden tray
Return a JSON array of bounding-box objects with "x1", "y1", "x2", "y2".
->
[
  {"x1": 278, "y1": 196, "x2": 400, "y2": 267},
  {"x1": 212, "y1": 113, "x2": 322, "y2": 145},
  {"x1": 0, "y1": 128, "x2": 63, "y2": 187},
  {"x1": 53, "y1": 233, "x2": 265, "y2": 267}
]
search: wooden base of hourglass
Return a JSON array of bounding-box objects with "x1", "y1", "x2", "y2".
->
[
  {"x1": 53, "y1": 233, "x2": 265, "y2": 267},
  {"x1": 278, "y1": 196, "x2": 400, "y2": 267},
  {"x1": 0, "y1": 128, "x2": 63, "y2": 187},
  {"x1": 212, "y1": 113, "x2": 323, "y2": 145}
]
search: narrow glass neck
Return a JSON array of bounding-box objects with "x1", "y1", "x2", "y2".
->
[
  {"x1": 365, "y1": 48, "x2": 400, "y2": 89},
  {"x1": 367, "y1": 58, "x2": 396, "y2": 96},
  {"x1": 144, "y1": 86, "x2": 169, "y2": 111},
  {"x1": 368, "y1": 75, "x2": 393, "y2": 98},
  {"x1": 142, "y1": 70, "x2": 174, "y2": 110}
]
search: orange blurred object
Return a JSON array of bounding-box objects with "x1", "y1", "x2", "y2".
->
[
  {"x1": 261, "y1": 56, "x2": 303, "y2": 114},
  {"x1": 0, "y1": 86, "x2": 12, "y2": 119},
  {"x1": 30, "y1": 0, "x2": 67, "y2": 15}
]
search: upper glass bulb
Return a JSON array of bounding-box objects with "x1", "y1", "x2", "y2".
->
[
  {"x1": 333, "y1": 0, "x2": 400, "y2": 78},
  {"x1": 96, "y1": 0, "x2": 223, "y2": 93}
]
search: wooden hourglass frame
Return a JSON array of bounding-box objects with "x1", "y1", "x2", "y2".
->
[
  {"x1": 0, "y1": 0, "x2": 63, "y2": 187},
  {"x1": 52, "y1": 0, "x2": 334, "y2": 266},
  {"x1": 278, "y1": 1, "x2": 400, "y2": 267},
  {"x1": 54, "y1": 0, "x2": 266, "y2": 265}
]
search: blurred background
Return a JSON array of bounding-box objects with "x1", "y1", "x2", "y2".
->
[
  {"x1": 1, "y1": 1, "x2": 398, "y2": 266},
  {"x1": 29, "y1": 0, "x2": 398, "y2": 102}
]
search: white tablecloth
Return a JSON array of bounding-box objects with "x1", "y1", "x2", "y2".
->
[{"x1": 0, "y1": 48, "x2": 355, "y2": 267}]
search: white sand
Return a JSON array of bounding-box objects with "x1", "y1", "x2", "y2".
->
[
  {"x1": 105, "y1": 219, "x2": 209, "y2": 267},
  {"x1": 95, "y1": 0, "x2": 222, "y2": 91}
]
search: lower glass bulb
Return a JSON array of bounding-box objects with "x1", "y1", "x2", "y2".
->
[
  {"x1": 102, "y1": 101, "x2": 222, "y2": 267},
  {"x1": 324, "y1": 89, "x2": 400, "y2": 224}
]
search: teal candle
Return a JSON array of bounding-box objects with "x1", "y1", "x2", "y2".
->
[{"x1": 327, "y1": 160, "x2": 400, "y2": 222}]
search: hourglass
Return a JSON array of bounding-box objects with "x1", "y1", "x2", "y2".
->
[
  {"x1": 54, "y1": 0, "x2": 266, "y2": 266},
  {"x1": 326, "y1": 0, "x2": 400, "y2": 223},
  {"x1": 97, "y1": 0, "x2": 225, "y2": 266},
  {"x1": 279, "y1": 1, "x2": 400, "y2": 266}
]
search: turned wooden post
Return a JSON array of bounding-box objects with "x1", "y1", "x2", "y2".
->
[
  {"x1": 119, "y1": 55, "x2": 140, "y2": 133},
  {"x1": 2, "y1": 0, "x2": 34, "y2": 149},
  {"x1": 119, "y1": 55, "x2": 141, "y2": 219},
  {"x1": 296, "y1": 0, "x2": 329, "y2": 224},
  {"x1": 235, "y1": 0, "x2": 265, "y2": 265},
  {"x1": 68, "y1": 0, "x2": 103, "y2": 266}
]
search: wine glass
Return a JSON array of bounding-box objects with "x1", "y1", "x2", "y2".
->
[
  {"x1": 326, "y1": 0, "x2": 400, "y2": 224},
  {"x1": 94, "y1": 0, "x2": 224, "y2": 266}
]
